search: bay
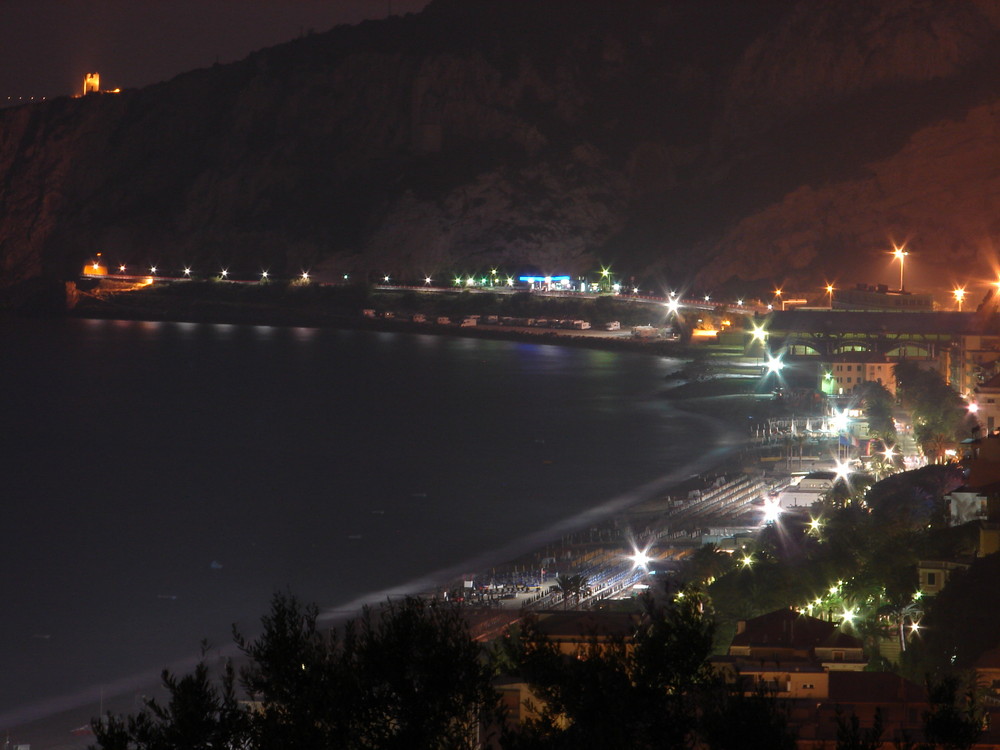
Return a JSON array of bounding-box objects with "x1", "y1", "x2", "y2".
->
[{"x1": 0, "y1": 317, "x2": 724, "y2": 731}]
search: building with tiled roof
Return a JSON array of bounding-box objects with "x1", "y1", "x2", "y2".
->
[{"x1": 726, "y1": 608, "x2": 866, "y2": 670}]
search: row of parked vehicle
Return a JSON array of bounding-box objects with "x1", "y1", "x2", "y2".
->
[{"x1": 362, "y1": 309, "x2": 622, "y2": 331}]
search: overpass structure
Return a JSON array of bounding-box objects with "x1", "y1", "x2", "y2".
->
[{"x1": 760, "y1": 309, "x2": 986, "y2": 359}]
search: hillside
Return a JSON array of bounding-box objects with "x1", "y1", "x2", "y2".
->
[{"x1": 2, "y1": 0, "x2": 999, "y2": 297}]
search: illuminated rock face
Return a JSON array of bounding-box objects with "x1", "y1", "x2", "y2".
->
[{"x1": 1, "y1": 0, "x2": 999, "y2": 292}]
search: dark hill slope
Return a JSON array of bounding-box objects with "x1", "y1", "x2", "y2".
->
[{"x1": 1, "y1": 0, "x2": 998, "y2": 295}]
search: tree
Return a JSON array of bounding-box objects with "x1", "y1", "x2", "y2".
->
[
  {"x1": 859, "y1": 381, "x2": 897, "y2": 444},
  {"x1": 835, "y1": 707, "x2": 883, "y2": 750},
  {"x1": 90, "y1": 655, "x2": 248, "y2": 750},
  {"x1": 91, "y1": 593, "x2": 502, "y2": 750},
  {"x1": 236, "y1": 593, "x2": 501, "y2": 750},
  {"x1": 554, "y1": 574, "x2": 591, "y2": 609},
  {"x1": 921, "y1": 676, "x2": 984, "y2": 750},
  {"x1": 506, "y1": 595, "x2": 717, "y2": 750},
  {"x1": 699, "y1": 680, "x2": 796, "y2": 750},
  {"x1": 504, "y1": 593, "x2": 795, "y2": 749},
  {"x1": 894, "y1": 362, "x2": 973, "y2": 461}
]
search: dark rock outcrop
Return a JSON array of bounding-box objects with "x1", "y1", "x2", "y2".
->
[{"x1": 1, "y1": 0, "x2": 999, "y2": 295}]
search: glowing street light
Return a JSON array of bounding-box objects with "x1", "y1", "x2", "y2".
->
[
  {"x1": 765, "y1": 354, "x2": 784, "y2": 374},
  {"x1": 830, "y1": 409, "x2": 850, "y2": 433},
  {"x1": 261, "y1": 271, "x2": 269, "y2": 280},
  {"x1": 182, "y1": 267, "x2": 191, "y2": 276},
  {"x1": 666, "y1": 299, "x2": 680, "y2": 314},
  {"x1": 119, "y1": 264, "x2": 126, "y2": 273},
  {"x1": 737, "y1": 298, "x2": 744, "y2": 306},
  {"x1": 740, "y1": 554, "x2": 754, "y2": 568},
  {"x1": 424, "y1": 276, "x2": 432, "y2": 285},
  {"x1": 826, "y1": 283, "x2": 835, "y2": 308},
  {"x1": 953, "y1": 287, "x2": 966, "y2": 311},
  {"x1": 892, "y1": 244, "x2": 908, "y2": 291},
  {"x1": 301, "y1": 271, "x2": 310, "y2": 282},
  {"x1": 383, "y1": 275, "x2": 390, "y2": 283},
  {"x1": 220, "y1": 268, "x2": 229, "y2": 278},
  {"x1": 150, "y1": 265, "x2": 158, "y2": 275},
  {"x1": 762, "y1": 497, "x2": 783, "y2": 524},
  {"x1": 751, "y1": 325, "x2": 767, "y2": 343},
  {"x1": 704, "y1": 294, "x2": 711, "y2": 302},
  {"x1": 506, "y1": 277, "x2": 514, "y2": 287},
  {"x1": 630, "y1": 548, "x2": 652, "y2": 569}
]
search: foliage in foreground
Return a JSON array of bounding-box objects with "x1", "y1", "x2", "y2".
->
[
  {"x1": 90, "y1": 594, "x2": 500, "y2": 750},
  {"x1": 88, "y1": 583, "x2": 994, "y2": 750}
]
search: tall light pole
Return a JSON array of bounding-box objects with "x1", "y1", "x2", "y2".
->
[
  {"x1": 826, "y1": 283, "x2": 835, "y2": 309},
  {"x1": 954, "y1": 287, "x2": 966, "y2": 311},
  {"x1": 892, "y1": 245, "x2": 908, "y2": 291}
]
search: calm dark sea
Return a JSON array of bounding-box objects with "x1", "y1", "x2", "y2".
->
[{"x1": 0, "y1": 317, "x2": 729, "y2": 734}]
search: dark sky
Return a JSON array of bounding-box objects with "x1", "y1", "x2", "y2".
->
[{"x1": 1, "y1": 0, "x2": 431, "y2": 104}]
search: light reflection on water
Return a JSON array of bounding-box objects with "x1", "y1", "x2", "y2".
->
[{"x1": 0, "y1": 317, "x2": 716, "y2": 729}]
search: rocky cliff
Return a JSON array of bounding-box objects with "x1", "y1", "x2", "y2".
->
[{"x1": 2, "y1": 0, "x2": 999, "y2": 297}]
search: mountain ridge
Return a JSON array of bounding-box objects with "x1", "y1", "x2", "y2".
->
[{"x1": 2, "y1": 0, "x2": 999, "y2": 297}]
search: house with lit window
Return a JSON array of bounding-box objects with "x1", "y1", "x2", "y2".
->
[
  {"x1": 824, "y1": 352, "x2": 896, "y2": 396},
  {"x1": 973, "y1": 372, "x2": 1000, "y2": 434}
]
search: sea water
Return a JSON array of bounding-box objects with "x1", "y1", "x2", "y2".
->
[{"x1": 0, "y1": 317, "x2": 728, "y2": 736}]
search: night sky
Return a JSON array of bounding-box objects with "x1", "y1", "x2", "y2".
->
[{"x1": 0, "y1": 0, "x2": 430, "y2": 103}]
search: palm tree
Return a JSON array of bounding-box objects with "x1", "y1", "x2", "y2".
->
[
  {"x1": 555, "y1": 574, "x2": 575, "y2": 610},
  {"x1": 555, "y1": 574, "x2": 593, "y2": 609}
]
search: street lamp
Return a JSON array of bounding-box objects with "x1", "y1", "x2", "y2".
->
[
  {"x1": 826, "y1": 283, "x2": 835, "y2": 308},
  {"x1": 953, "y1": 286, "x2": 966, "y2": 311},
  {"x1": 892, "y1": 244, "x2": 908, "y2": 291}
]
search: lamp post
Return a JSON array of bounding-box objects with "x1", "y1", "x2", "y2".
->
[
  {"x1": 826, "y1": 284, "x2": 835, "y2": 309},
  {"x1": 892, "y1": 245, "x2": 908, "y2": 291},
  {"x1": 954, "y1": 287, "x2": 966, "y2": 311}
]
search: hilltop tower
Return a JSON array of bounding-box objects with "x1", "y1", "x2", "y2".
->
[{"x1": 83, "y1": 73, "x2": 100, "y2": 96}]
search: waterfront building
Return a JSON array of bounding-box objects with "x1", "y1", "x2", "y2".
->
[
  {"x1": 972, "y1": 372, "x2": 1000, "y2": 433},
  {"x1": 823, "y1": 352, "x2": 896, "y2": 396},
  {"x1": 761, "y1": 308, "x2": 1000, "y2": 395},
  {"x1": 832, "y1": 282, "x2": 934, "y2": 311}
]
